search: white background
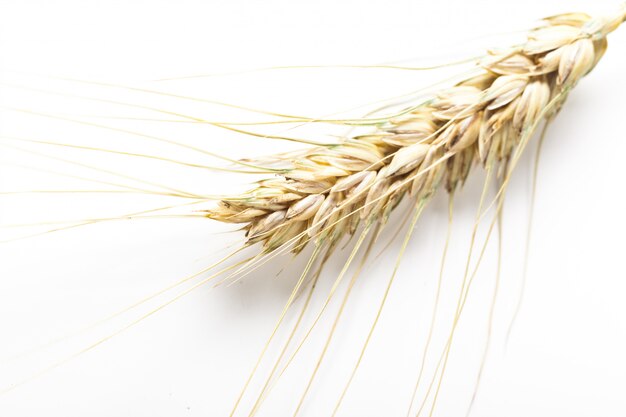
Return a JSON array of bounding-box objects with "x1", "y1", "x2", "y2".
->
[{"x1": 0, "y1": 1, "x2": 625, "y2": 416}]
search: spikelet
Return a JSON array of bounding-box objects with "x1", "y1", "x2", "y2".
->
[{"x1": 206, "y1": 9, "x2": 625, "y2": 254}]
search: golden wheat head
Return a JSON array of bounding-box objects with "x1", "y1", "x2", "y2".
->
[{"x1": 206, "y1": 8, "x2": 625, "y2": 254}]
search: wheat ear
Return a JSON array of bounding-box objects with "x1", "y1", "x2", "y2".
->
[{"x1": 206, "y1": 8, "x2": 625, "y2": 254}]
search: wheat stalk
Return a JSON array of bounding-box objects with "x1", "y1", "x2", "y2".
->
[{"x1": 206, "y1": 9, "x2": 625, "y2": 256}]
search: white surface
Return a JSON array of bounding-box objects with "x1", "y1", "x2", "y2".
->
[{"x1": 0, "y1": 1, "x2": 625, "y2": 416}]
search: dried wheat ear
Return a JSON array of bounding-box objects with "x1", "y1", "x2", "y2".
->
[{"x1": 206, "y1": 10, "x2": 625, "y2": 253}]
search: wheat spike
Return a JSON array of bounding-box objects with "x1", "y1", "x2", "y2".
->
[{"x1": 206, "y1": 8, "x2": 625, "y2": 254}]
